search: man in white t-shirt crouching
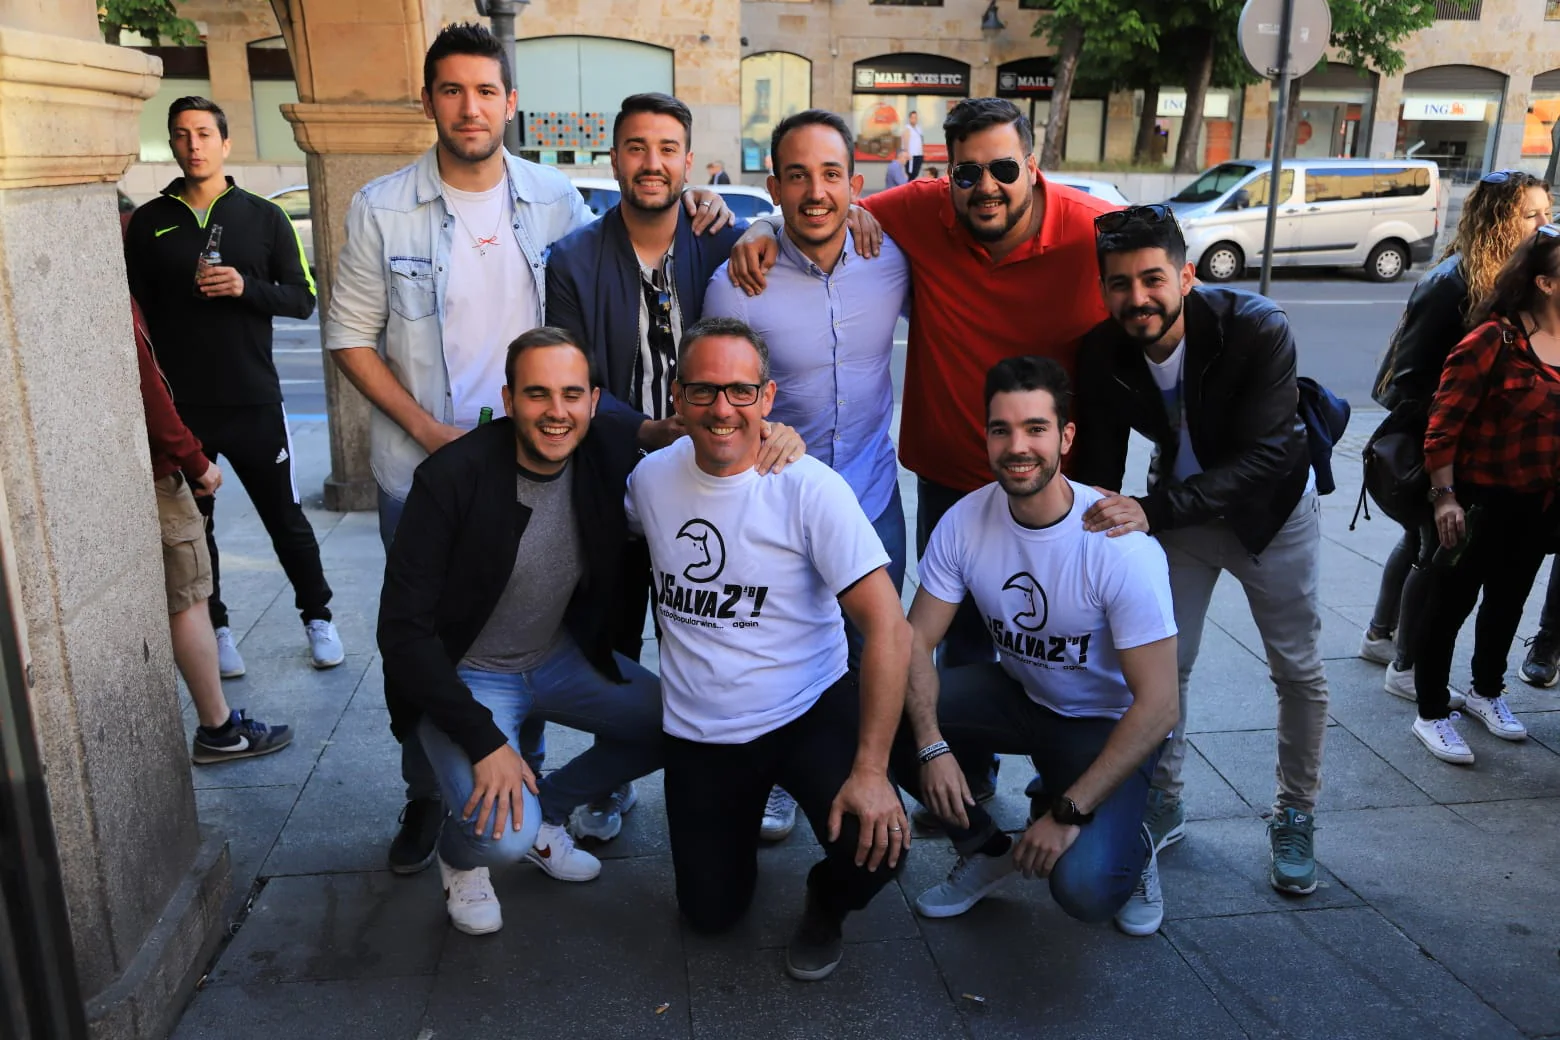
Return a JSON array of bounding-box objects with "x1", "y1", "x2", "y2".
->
[
  {"x1": 896, "y1": 355, "x2": 1179, "y2": 936},
  {"x1": 626, "y1": 316, "x2": 912, "y2": 981}
]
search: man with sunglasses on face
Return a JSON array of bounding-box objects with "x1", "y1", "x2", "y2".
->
[
  {"x1": 1068, "y1": 205, "x2": 1329, "y2": 897},
  {"x1": 626, "y1": 316, "x2": 912, "y2": 981}
]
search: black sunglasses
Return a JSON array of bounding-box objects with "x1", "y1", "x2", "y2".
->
[
  {"x1": 1094, "y1": 204, "x2": 1181, "y2": 235},
  {"x1": 951, "y1": 158, "x2": 1023, "y2": 190}
]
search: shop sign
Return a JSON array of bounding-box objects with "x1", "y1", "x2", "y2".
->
[
  {"x1": 996, "y1": 58, "x2": 1056, "y2": 98},
  {"x1": 1402, "y1": 97, "x2": 1487, "y2": 121},
  {"x1": 1156, "y1": 90, "x2": 1232, "y2": 119}
]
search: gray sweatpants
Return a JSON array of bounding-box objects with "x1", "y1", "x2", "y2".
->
[{"x1": 1154, "y1": 491, "x2": 1329, "y2": 814}]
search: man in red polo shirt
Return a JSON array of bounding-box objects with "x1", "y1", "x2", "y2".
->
[{"x1": 730, "y1": 98, "x2": 1117, "y2": 668}]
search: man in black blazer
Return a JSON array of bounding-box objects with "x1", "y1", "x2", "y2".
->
[{"x1": 378, "y1": 326, "x2": 661, "y2": 937}]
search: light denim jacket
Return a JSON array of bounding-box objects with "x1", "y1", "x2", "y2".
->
[{"x1": 324, "y1": 146, "x2": 591, "y2": 499}]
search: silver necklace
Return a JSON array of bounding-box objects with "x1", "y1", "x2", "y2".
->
[{"x1": 445, "y1": 190, "x2": 507, "y2": 256}]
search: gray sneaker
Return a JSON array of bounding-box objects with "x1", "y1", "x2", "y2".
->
[
  {"x1": 1114, "y1": 827, "x2": 1164, "y2": 936},
  {"x1": 1268, "y1": 807, "x2": 1318, "y2": 895},
  {"x1": 785, "y1": 890, "x2": 844, "y2": 981},
  {"x1": 305, "y1": 619, "x2": 344, "y2": 669},
  {"x1": 1143, "y1": 788, "x2": 1186, "y2": 853},
  {"x1": 568, "y1": 782, "x2": 639, "y2": 843},
  {"x1": 913, "y1": 847, "x2": 1016, "y2": 918},
  {"x1": 214, "y1": 625, "x2": 245, "y2": 678}
]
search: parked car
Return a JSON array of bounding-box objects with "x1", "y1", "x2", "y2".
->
[
  {"x1": 571, "y1": 177, "x2": 779, "y2": 222},
  {"x1": 266, "y1": 185, "x2": 314, "y2": 270},
  {"x1": 1164, "y1": 157, "x2": 1440, "y2": 282},
  {"x1": 1049, "y1": 175, "x2": 1130, "y2": 206}
]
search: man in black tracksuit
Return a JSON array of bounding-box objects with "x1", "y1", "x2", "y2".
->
[{"x1": 125, "y1": 96, "x2": 342, "y2": 672}]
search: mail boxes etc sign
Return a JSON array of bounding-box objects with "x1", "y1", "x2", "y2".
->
[
  {"x1": 852, "y1": 54, "x2": 970, "y2": 96},
  {"x1": 1402, "y1": 97, "x2": 1489, "y2": 122}
]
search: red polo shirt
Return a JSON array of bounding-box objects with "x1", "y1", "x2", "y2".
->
[{"x1": 863, "y1": 176, "x2": 1116, "y2": 493}]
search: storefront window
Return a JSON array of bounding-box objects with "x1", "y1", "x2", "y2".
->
[
  {"x1": 851, "y1": 54, "x2": 969, "y2": 166},
  {"x1": 997, "y1": 57, "x2": 1105, "y2": 164},
  {"x1": 1292, "y1": 89, "x2": 1372, "y2": 158},
  {"x1": 741, "y1": 52, "x2": 811, "y2": 173},
  {"x1": 1522, "y1": 89, "x2": 1560, "y2": 177},
  {"x1": 514, "y1": 36, "x2": 673, "y2": 165},
  {"x1": 1396, "y1": 94, "x2": 1502, "y2": 184}
]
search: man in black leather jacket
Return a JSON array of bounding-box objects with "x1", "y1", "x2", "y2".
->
[{"x1": 1070, "y1": 206, "x2": 1329, "y2": 898}]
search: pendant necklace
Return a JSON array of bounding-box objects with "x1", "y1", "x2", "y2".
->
[{"x1": 446, "y1": 191, "x2": 507, "y2": 256}]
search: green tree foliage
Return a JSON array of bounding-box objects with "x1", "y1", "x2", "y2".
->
[
  {"x1": 1031, "y1": 0, "x2": 1157, "y2": 169},
  {"x1": 98, "y1": 0, "x2": 198, "y2": 46}
]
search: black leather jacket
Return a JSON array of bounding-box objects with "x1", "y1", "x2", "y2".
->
[
  {"x1": 1071, "y1": 286, "x2": 1310, "y2": 557},
  {"x1": 1372, "y1": 254, "x2": 1469, "y2": 411}
]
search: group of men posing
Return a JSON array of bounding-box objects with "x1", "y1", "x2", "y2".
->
[{"x1": 131, "y1": 21, "x2": 1333, "y2": 981}]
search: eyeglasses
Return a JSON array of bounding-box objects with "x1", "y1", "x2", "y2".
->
[
  {"x1": 1094, "y1": 204, "x2": 1180, "y2": 235},
  {"x1": 950, "y1": 158, "x2": 1023, "y2": 190},
  {"x1": 652, "y1": 290, "x2": 673, "y2": 338},
  {"x1": 680, "y1": 381, "x2": 762, "y2": 407}
]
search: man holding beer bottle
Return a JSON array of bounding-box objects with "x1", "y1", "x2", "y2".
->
[{"x1": 124, "y1": 95, "x2": 343, "y2": 678}]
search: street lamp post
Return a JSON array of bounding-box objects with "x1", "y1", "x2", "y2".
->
[{"x1": 475, "y1": 0, "x2": 527, "y2": 154}]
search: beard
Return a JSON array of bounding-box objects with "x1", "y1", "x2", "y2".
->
[
  {"x1": 624, "y1": 174, "x2": 682, "y2": 214},
  {"x1": 993, "y1": 451, "x2": 1060, "y2": 499},
  {"x1": 961, "y1": 187, "x2": 1033, "y2": 243},
  {"x1": 436, "y1": 122, "x2": 503, "y2": 165},
  {"x1": 1116, "y1": 296, "x2": 1184, "y2": 345}
]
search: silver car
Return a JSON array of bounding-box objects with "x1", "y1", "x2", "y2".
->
[{"x1": 266, "y1": 184, "x2": 314, "y2": 271}]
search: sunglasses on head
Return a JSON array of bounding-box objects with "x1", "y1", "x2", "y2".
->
[
  {"x1": 1480, "y1": 169, "x2": 1521, "y2": 185},
  {"x1": 1094, "y1": 203, "x2": 1180, "y2": 235},
  {"x1": 1538, "y1": 223, "x2": 1560, "y2": 240},
  {"x1": 950, "y1": 158, "x2": 1024, "y2": 190}
]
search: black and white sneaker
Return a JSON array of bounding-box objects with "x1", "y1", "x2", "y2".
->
[{"x1": 192, "y1": 709, "x2": 292, "y2": 764}]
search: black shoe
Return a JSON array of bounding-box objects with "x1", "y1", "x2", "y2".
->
[
  {"x1": 1520, "y1": 631, "x2": 1560, "y2": 689},
  {"x1": 191, "y1": 710, "x2": 291, "y2": 764},
  {"x1": 388, "y1": 797, "x2": 444, "y2": 875},
  {"x1": 785, "y1": 891, "x2": 845, "y2": 981}
]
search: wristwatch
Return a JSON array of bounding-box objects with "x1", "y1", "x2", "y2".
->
[
  {"x1": 1427, "y1": 486, "x2": 1456, "y2": 503},
  {"x1": 1050, "y1": 795, "x2": 1095, "y2": 826}
]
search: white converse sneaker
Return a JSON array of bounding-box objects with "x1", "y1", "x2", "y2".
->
[
  {"x1": 1114, "y1": 829, "x2": 1164, "y2": 937},
  {"x1": 760, "y1": 786, "x2": 798, "y2": 841},
  {"x1": 1460, "y1": 693, "x2": 1527, "y2": 741},
  {"x1": 1359, "y1": 630, "x2": 1394, "y2": 665},
  {"x1": 214, "y1": 626, "x2": 245, "y2": 678},
  {"x1": 305, "y1": 619, "x2": 344, "y2": 669},
  {"x1": 1385, "y1": 665, "x2": 1464, "y2": 709},
  {"x1": 1412, "y1": 714, "x2": 1475, "y2": 765},
  {"x1": 438, "y1": 856, "x2": 502, "y2": 935},
  {"x1": 914, "y1": 846, "x2": 1016, "y2": 918},
  {"x1": 527, "y1": 821, "x2": 601, "y2": 882}
]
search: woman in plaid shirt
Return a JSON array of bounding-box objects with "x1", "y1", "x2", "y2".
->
[{"x1": 1412, "y1": 226, "x2": 1560, "y2": 765}]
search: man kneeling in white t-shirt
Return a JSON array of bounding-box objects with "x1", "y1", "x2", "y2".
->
[
  {"x1": 895, "y1": 355, "x2": 1179, "y2": 935},
  {"x1": 626, "y1": 316, "x2": 912, "y2": 981}
]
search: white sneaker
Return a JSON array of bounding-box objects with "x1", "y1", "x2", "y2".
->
[
  {"x1": 568, "y1": 782, "x2": 638, "y2": 842},
  {"x1": 760, "y1": 787, "x2": 798, "y2": 841},
  {"x1": 305, "y1": 619, "x2": 344, "y2": 669},
  {"x1": 913, "y1": 847, "x2": 1016, "y2": 918},
  {"x1": 1412, "y1": 715, "x2": 1475, "y2": 765},
  {"x1": 527, "y1": 821, "x2": 601, "y2": 881},
  {"x1": 438, "y1": 856, "x2": 502, "y2": 935},
  {"x1": 1114, "y1": 830, "x2": 1164, "y2": 937},
  {"x1": 1460, "y1": 693, "x2": 1527, "y2": 741},
  {"x1": 1359, "y1": 630, "x2": 1395, "y2": 666},
  {"x1": 1384, "y1": 665, "x2": 1464, "y2": 710},
  {"x1": 214, "y1": 626, "x2": 245, "y2": 678}
]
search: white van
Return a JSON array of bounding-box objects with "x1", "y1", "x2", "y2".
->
[{"x1": 1165, "y1": 158, "x2": 1440, "y2": 282}]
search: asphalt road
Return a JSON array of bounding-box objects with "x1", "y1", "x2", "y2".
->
[{"x1": 271, "y1": 267, "x2": 1416, "y2": 421}]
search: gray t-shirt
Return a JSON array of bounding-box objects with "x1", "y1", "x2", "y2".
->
[{"x1": 460, "y1": 461, "x2": 584, "y2": 673}]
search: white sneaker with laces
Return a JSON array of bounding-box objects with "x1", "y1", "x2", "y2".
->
[
  {"x1": 527, "y1": 821, "x2": 602, "y2": 881},
  {"x1": 568, "y1": 782, "x2": 639, "y2": 842},
  {"x1": 214, "y1": 626, "x2": 245, "y2": 678},
  {"x1": 1412, "y1": 714, "x2": 1475, "y2": 765},
  {"x1": 305, "y1": 619, "x2": 344, "y2": 669},
  {"x1": 1359, "y1": 631, "x2": 1395, "y2": 665},
  {"x1": 760, "y1": 787, "x2": 798, "y2": 841},
  {"x1": 438, "y1": 856, "x2": 502, "y2": 935},
  {"x1": 1460, "y1": 693, "x2": 1526, "y2": 740},
  {"x1": 1114, "y1": 829, "x2": 1164, "y2": 937},
  {"x1": 1384, "y1": 665, "x2": 1464, "y2": 709},
  {"x1": 914, "y1": 847, "x2": 1016, "y2": 918}
]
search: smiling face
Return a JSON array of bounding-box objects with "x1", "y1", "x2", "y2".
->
[
  {"x1": 949, "y1": 122, "x2": 1037, "y2": 245},
  {"x1": 769, "y1": 122, "x2": 862, "y2": 254},
  {"x1": 1100, "y1": 247, "x2": 1196, "y2": 347},
  {"x1": 612, "y1": 111, "x2": 692, "y2": 214},
  {"x1": 673, "y1": 334, "x2": 777, "y2": 477},
  {"x1": 986, "y1": 387, "x2": 1072, "y2": 499},
  {"x1": 500, "y1": 343, "x2": 598, "y2": 474},
  {"x1": 169, "y1": 110, "x2": 230, "y2": 185},
  {"x1": 422, "y1": 53, "x2": 514, "y2": 167}
]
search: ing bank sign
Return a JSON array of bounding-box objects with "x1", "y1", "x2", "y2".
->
[{"x1": 1402, "y1": 97, "x2": 1489, "y2": 122}]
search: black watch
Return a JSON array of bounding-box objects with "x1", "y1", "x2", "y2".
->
[{"x1": 1050, "y1": 795, "x2": 1095, "y2": 826}]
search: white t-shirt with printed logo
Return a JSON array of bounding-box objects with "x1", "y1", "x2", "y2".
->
[
  {"x1": 625, "y1": 438, "x2": 890, "y2": 744},
  {"x1": 918, "y1": 479, "x2": 1176, "y2": 719}
]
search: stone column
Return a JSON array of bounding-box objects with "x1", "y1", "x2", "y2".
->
[
  {"x1": 1370, "y1": 74, "x2": 1405, "y2": 160},
  {"x1": 0, "y1": 8, "x2": 230, "y2": 1040},
  {"x1": 206, "y1": 34, "x2": 259, "y2": 162}
]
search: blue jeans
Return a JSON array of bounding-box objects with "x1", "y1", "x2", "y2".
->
[
  {"x1": 845, "y1": 482, "x2": 908, "y2": 670},
  {"x1": 417, "y1": 636, "x2": 664, "y2": 871},
  {"x1": 891, "y1": 663, "x2": 1156, "y2": 923},
  {"x1": 379, "y1": 485, "x2": 548, "y2": 801}
]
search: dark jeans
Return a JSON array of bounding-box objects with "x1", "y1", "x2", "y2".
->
[
  {"x1": 180, "y1": 403, "x2": 332, "y2": 628},
  {"x1": 663, "y1": 675, "x2": 903, "y2": 933},
  {"x1": 1413, "y1": 487, "x2": 1554, "y2": 718},
  {"x1": 907, "y1": 156, "x2": 924, "y2": 179},
  {"x1": 889, "y1": 663, "x2": 1156, "y2": 923},
  {"x1": 1370, "y1": 519, "x2": 1437, "y2": 670},
  {"x1": 377, "y1": 486, "x2": 546, "y2": 802}
]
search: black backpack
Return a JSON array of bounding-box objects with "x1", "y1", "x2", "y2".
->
[{"x1": 1354, "y1": 401, "x2": 1430, "y2": 529}]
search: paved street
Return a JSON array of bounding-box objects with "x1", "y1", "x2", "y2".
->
[{"x1": 171, "y1": 277, "x2": 1560, "y2": 1040}]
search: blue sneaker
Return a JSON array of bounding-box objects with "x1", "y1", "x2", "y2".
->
[
  {"x1": 192, "y1": 710, "x2": 291, "y2": 764},
  {"x1": 1268, "y1": 807, "x2": 1318, "y2": 895}
]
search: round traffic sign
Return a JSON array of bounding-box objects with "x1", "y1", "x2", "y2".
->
[{"x1": 1239, "y1": 0, "x2": 1332, "y2": 79}]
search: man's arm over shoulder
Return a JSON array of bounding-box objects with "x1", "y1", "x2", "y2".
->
[
  {"x1": 377, "y1": 457, "x2": 508, "y2": 764},
  {"x1": 859, "y1": 180, "x2": 931, "y2": 246},
  {"x1": 1068, "y1": 324, "x2": 1132, "y2": 491}
]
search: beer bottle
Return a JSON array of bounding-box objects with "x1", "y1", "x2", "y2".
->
[
  {"x1": 193, "y1": 224, "x2": 224, "y2": 296},
  {"x1": 477, "y1": 406, "x2": 494, "y2": 425}
]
